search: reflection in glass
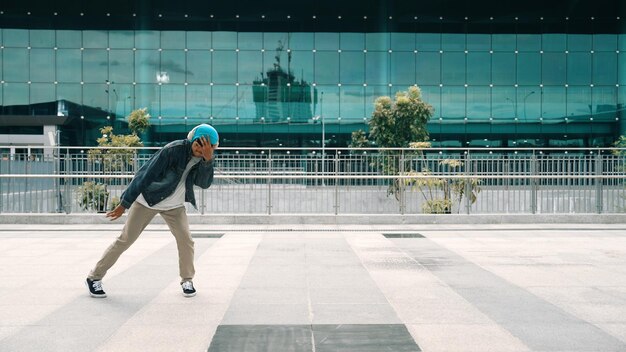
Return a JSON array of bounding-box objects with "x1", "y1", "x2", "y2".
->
[
  {"x1": 83, "y1": 49, "x2": 108, "y2": 83},
  {"x1": 135, "y1": 31, "x2": 160, "y2": 49},
  {"x1": 542, "y1": 34, "x2": 566, "y2": 52},
  {"x1": 492, "y1": 87, "x2": 516, "y2": 118},
  {"x1": 186, "y1": 32, "x2": 211, "y2": 49},
  {"x1": 2, "y1": 29, "x2": 28, "y2": 47},
  {"x1": 30, "y1": 49, "x2": 54, "y2": 82},
  {"x1": 341, "y1": 33, "x2": 365, "y2": 50},
  {"x1": 568, "y1": 35, "x2": 592, "y2": 51},
  {"x1": 315, "y1": 33, "x2": 339, "y2": 50},
  {"x1": 212, "y1": 85, "x2": 237, "y2": 119},
  {"x1": 419, "y1": 86, "x2": 440, "y2": 118},
  {"x1": 186, "y1": 50, "x2": 211, "y2": 83},
  {"x1": 3, "y1": 83, "x2": 28, "y2": 106},
  {"x1": 542, "y1": 53, "x2": 566, "y2": 85},
  {"x1": 593, "y1": 34, "x2": 617, "y2": 51},
  {"x1": 3, "y1": 49, "x2": 28, "y2": 82},
  {"x1": 591, "y1": 86, "x2": 617, "y2": 119},
  {"x1": 30, "y1": 83, "x2": 55, "y2": 105},
  {"x1": 238, "y1": 51, "x2": 263, "y2": 84},
  {"x1": 442, "y1": 52, "x2": 465, "y2": 85},
  {"x1": 416, "y1": 33, "x2": 440, "y2": 51},
  {"x1": 366, "y1": 33, "x2": 389, "y2": 51},
  {"x1": 134, "y1": 84, "x2": 159, "y2": 117},
  {"x1": 30, "y1": 30, "x2": 54, "y2": 48},
  {"x1": 340, "y1": 86, "x2": 365, "y2": 119},
  {"x1": 441, "y1": 86, "x2": 465, "y2": 119},
  {"x1": 467, "y1": 53, "x2": 490, "y2": 85},
  {"x1": 567, "y1": 86, "x2": 591, "y2": 118},
  {"x1": 160, "y1": 50, "x2": 186, "y2": 84},
  {"x1": 186, "y1": 85, "x2": 212, "y2": 119},
  {"x1": 56, "y1": 50, "x2": 82, "y2": 83},
  {"x1": 441, "y1": 34, "x2": 465, "y2": 51},
  {"x1": 212, "y1": 51, "x2": 237, "y2": 84},
  {"x1": 252, "y1": 44, "x2": 316, "y2": 123},
  {"x1": 541, "y1": 87, "x2": 566, "y2": 119},
  {"x1": 366, "y1": 52, "x2": 388, "y2": 85},
  {"x1": 517, "y1": 87, "x2": 540, "y2": 121},
  {"x1": 161, "y1": 31, "x2": 186, "y2": 49},
  {"x1": 160, "y1": 84, "x2": 185, "y2": 117},
  {"x1": 390, "y1": 52, "x2": 415, "y2": 86},
  {"x1": 315, "y1": 52, "x2": 339, "y2": 84},
  {"x1": 492, "y1": 53, "x2": 515, "y2": 85},
  {"x1": 365, "y1": 85, "x2": 389, "y2": 118},
  {"x1": 109, "y1": 50, "x2": 134, "y2": 84},
  {"x1": 239, "y1": 32, "x2": 262, "y2": 50},
  {"x1": 83, "y1": 31, "x2": 108, "y2": 49},
  {"x1": 416, "y1": 52, "x2": 440, "y2": 85},
  {"x1": 467, "y1": 86, "x2": 490, "y2": 120},
  {"x1": 567, "y1": 53, "x2": 591, "y2": 85},
  {"x1": 56, "y1": 30, "x2": 82, "y2": 48},
  {"x1": 109, "y1": 31, "x2": 134, "y2": 49},
  {"x1": 391, "y1": 33, "x2": 414, "y2": 51},
  {"x1": 593, "y1": 53, "x2": 617, "y2": 85}
]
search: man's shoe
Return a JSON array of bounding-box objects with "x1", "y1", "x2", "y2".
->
[
  {"x1": 181, "y1": 281, "x2": 196, "y2": 297},
  {"x1": 86, "y1": 278, "x2": 107, "y2": 298}
]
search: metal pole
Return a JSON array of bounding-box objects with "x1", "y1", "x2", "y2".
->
[
  {"x1": 399, "y1": 150, "x2": 405, "y2": 215},
  {"x1": 465, "y1": 151, "x2": 472, "y2": 214},
  {"x1": 267, "y1": 150, "x2": 272, "y2": 215},
  {"x1": 321, "y1": 92, "x2": 325, "y2": 186},
  {"x1": 530, "y1": 151, "x2": 537, "y2": 214},
  {"x1": 595, "y1": 152, "x2": 603, "y2": 214}
]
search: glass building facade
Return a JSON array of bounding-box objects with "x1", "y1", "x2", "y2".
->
[{"x1": 0, "y1": 1, "x2": 625, "y2": 148}]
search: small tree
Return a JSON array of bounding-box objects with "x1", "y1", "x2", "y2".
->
[
  {"x1": 79, "y1": 108, "x2": 151, "y2": 212},
  {"x1": 351, "y1": 86, "x2": 434, "y2": 198}
]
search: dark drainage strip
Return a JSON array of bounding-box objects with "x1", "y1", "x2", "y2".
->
[
  {"x1": 191, "y1": 233, "x2": 224, "y2": 238},
  {"x1": 207, "y1": 324, "x2": 420, "y2": 352},
  {"x1": 383, "y1": 233, "x2": 425, "y2": 238}
]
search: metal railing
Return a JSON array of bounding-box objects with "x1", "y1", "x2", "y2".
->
[{"x1": 1, "y1": 147, "x2": 625, "y2": 215}]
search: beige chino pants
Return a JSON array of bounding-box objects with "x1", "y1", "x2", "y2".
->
[{"x1": 88, "y1": 202, "x2": 195, "y2": 283}]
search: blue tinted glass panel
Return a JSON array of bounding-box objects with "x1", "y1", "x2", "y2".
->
[
  {"x1": 567, "y1": 53, "x2": 591, "y2": 85},
  {"x1": 186, "y1": 51, "x2": 211, "y2": 83},
  {"x1": 618, "y1": 87, "x2": 626, "y2": 114},
  {"x1": 213, "y1": 51, "x2": 237, "y2": 84},
  {"x1": 467, "y1": 86, "x2": 490, "y2": 119},
  {"x1": 340, "y1": 86, "x2": 365, "y2": 119},
  {"x1": 493, "y1": 34, "x2": 516, "y2": 51},
  {"x1": 366, "y1": 33, "x2": 389, "y2": 51},
  {"x1": 542, "y1": 53, "x2": 566, "y2": 85},
  {"x1": 542, "y1": 34, "x2": 566, "y2": 52},
  {"x1": 419, "y1": 86, "x2": 440, "y2": 118},
  {"x1": 340, "y1": 52, "x2": 364, "y2": 84},
  {"x1": 492, "y1": 53, "x2": 515, "y2": 85},
  {"x1": 237, "y1": 86, "x2": 255, "y2": 120},
  {"x1": 3, "y1": 49, "x2": 28, "y2": 82},
  {"x1": 617, "y1": 51, "x2": 626, "y2": 85},
  {"x1": 567, "y1": 86, "x2": 590, "y2": 118},
  {"x1": 391, "y1": 33, "x2": 414, "y2": 51},
  {"x1": 442, "y1": 52, "x2": 465, "y2": 85},
  {"x1": 109, "y1": 50, "x2": 133, "y2": 84},
  {"x1": 82, "y1": 83, "x2": 108, "y2": 111},
  {"x1": 340, "y1": 33, "x2": 365, "y2": 50},
  {"x1": 593, "y1": 35, "x2": 617, "y2": 51},
  {"x1": 517, "y1": 53, "x2": 540, "y2": 85},
  {"x1": 110, "y1": 84, "x2": 133, "y2": 117},
  {"x1": 591, "y1": 86, "x2": 617, "y2": 118},
  {"x1": 213, "y1": 32, "x2": 237, "y2": 50},
  {"x1": 134, "y1": 84, "x2": 159, "y2": 116},
  {"x1": 30, "y1": 30, "x2": 54, "y2": 47},
  {"x1": 289, "y1": 33, "x2": 313, "y2": 50},
  {"x1": 593, "y1": 52, "x2": 617, "y2": 85},
  {"x1": 290, "y1": 51, "x2": 314, "y2": 83},
  {"x1": 492, "y1": 87, "x2": 516, "y2": 118},
  {"x1": 238, "y1": 51, "x2": 262, "y2": 84},
  {"x1": 212, "y1": 85, "x2": 237, "y2": 118},
  {"x1": 467, "y1": 53, "x2": 490, "y2": 85},
  {"x1": 416, "y1": 33, "x2": 440, "y2": 51},
  {"x1": 186, "y1": 32, "x2": 211, "y2": 49},
  {"x1": 109, "y1": 31, "x2": 134, "y2": 48},
  {"x1": 416, "y1": 52, "x2": 440, "y2": 85},
  {"x1": 3, "y1": 83, "x2": 28, "y2": 105},
  {"x1": 238, "y1": 32, "x2": 262, "y2": 50},
  {"x1": 315, "y1": 52, "x2": 339, "y2": 84},
  {"x1": 568, "y1": 35, "x2": 592, "y2": 51},
  {"x1": 30, "y1": 49, "x2": 54, "y2": 82},
  {"x1": 30, "y1": 83, "x2": 54, "y2": 104},
  {"x1": 56, "y1": 30, "x2": 81, "y2": 48},
  {"x1": 365, "y1": 85, "x2": 389, "y2": 117},
  {"x1": 441, "y1": 34, "x2": 465, "y2": 51},
  {"x1": 160, "y1": 50, "x2": 185, "y2": 84},
  {"x1": 390, "y1": 52, "x2": 415, "y2": 85},
  {"x1": 365, "y1": 52, "x2": 388, "y2": 85},
  {"x1": 83, "y1": 49, "x2": 108, "y2": 83},
  {"x1": 315, "y1": 33, "x2": 339, "y2": 50},
  {"x1": 542, "y1": 87, "x2": 566, "y2": 118},
  {"x1": 467, "y1": 34, "x2": 490, "y2": 51},
  {"x1": 3, "y1": 29, "x2": 28, "y2": 47},
  {"x1": 620, "y1": 35, "x2": 626, "y2": 50},
  {"x1": 517, "y1": 88, "x2": 540, "y2": 121},
  {"x1": 135, "y1": 50, "x2": 158, "y2": 83},
  {"x1": 56, "y1": 83, "x2": 81, "y2": 105},
  {"x1": 83, "y1": 31, "x2": 108, "y2": 48},
  {"x1": 518, "y1": 34, "x2": 541, "y2": 51},
  {"x1": 161, "y1": 31, "x2": 185, "y2": 49},
  {"x1": 135, "y1": 31, "x2": 160, "y2": 49},
  {"x1": 160, "y1": 84, "x2": 185, "y2": 117},
  {"x1": 56, "y1": 49, "x2": 81, "y2": 83},
  {"x1": 264, "y1": 33, "x2": 289, "y2": 51},
  {"x1": 317, "y1": 86, "x2": 339, "y2": 120},
  {"x1": 441, "y1": 86, "x2": 465, "y2": 119}
]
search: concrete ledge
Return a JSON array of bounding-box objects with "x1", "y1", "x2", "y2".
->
[{"x1": 0, "y1": 213, "x2": 625, "y2": 225}]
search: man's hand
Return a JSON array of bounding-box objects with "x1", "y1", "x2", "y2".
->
[
  {"x1": 106, "y1": 204, "x2": 126, "y2": 221},
  {"x1": 199, "y1": 136, "x2": 217, "y2": 161}
]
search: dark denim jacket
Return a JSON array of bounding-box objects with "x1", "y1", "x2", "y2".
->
[{"x1": 120, "y1": 139, "x2": 214, "y2": 209}]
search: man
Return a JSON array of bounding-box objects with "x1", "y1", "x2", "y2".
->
[{"x1": 86, "y1": 124, "x2": 218, "y2": 298}]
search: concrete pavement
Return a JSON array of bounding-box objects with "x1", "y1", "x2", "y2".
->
[{"x1": 1, "y1": 223, "x2": 626, "y2": 351}]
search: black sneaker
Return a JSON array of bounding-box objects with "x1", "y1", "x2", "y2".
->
[
  {"x1": 86, "y1": 278, "x2": 107, "y2": 298},
  {"x1": 181, "y1": 281, "x2": 196, "y2": 297}
]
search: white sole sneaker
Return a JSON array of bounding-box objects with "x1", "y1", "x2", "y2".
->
[
  {"x1": 183, "y1": 292, "x2": 196, "y2": 298},
  {"x1": 85, "y1": 280, "x2": 107, "y2": 298}
]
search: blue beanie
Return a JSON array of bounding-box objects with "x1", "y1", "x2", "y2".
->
[{"x1": 191, "y1": 124, "x2": 219, "y2": 145}]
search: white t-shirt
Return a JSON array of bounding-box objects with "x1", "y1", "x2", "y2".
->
[{"x1": 136, "y1": 156, "x2": 201, "y2": 211}]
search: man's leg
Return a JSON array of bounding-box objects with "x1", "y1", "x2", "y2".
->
[
  {"x1": 88, "y1": 202, "x2": 157, "y2": 280},
  {"x1": 159, "y1": 206, "x2": 195, "y2": 283}
]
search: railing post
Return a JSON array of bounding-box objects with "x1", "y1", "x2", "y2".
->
[
  {"x1": 64, "y1": 149, "x2": 71, "y2": 214},
  {"x1": 399, "y1": 150, "x2": 405, "y2": 215},
  {"x1": 334, "y1": 153, "x2": 339, "y2": 215},
  {"x1": 530, "y1": 152, "x2": 538, "y2": 214},
  {"x1": 0, "y1": 155, "x2": 3, "y2": 213},
  {"x1": 267, "y1": 150, "x2": 272, "y2": 215},
  {"x1": 465, "y1": 151, "x2": 472, "y2": 215},
  {"x1": 595, "y1": 152, "x2": 603, "y2": 214}
]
